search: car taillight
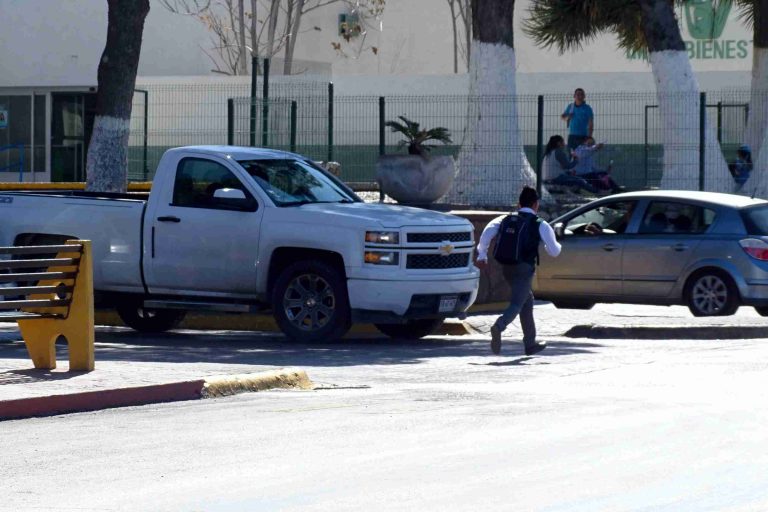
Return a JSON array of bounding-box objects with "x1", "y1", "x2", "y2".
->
[{"x1": 739, "y1": 238, "x2": 768, "y2": 261}]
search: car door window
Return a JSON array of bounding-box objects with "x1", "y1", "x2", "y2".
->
[
  {"x1": 564, "y1": 201, "x2": 637, "y2": 236},
  {"x1": 638, "y1": 201, "x2": 715, "y2": 235},
  {"x1": 172, "y1": 157, "x2": 255, "y2": 210}
]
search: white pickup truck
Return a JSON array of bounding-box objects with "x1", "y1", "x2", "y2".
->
[{"x1": 0, "y1": 146, "x2": 479, "y2": 341}]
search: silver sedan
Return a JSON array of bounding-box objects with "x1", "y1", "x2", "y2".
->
[{"x1": 534, "y1": 190, "x2": 768, "y2": 316}]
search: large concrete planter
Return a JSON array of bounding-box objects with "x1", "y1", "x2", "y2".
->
[{"x1": 376, "y1": 154, "x2": 455, "y2": 205}]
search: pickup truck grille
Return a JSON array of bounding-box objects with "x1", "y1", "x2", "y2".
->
[
  {"x1": 407, "y1": 232, "x2": 472, "y2": 243},
  {"x1": 407, "y1": 253, "x2": 469, "y2": 269}
]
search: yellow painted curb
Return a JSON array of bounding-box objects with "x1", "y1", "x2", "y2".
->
[
  {"x1": 95, "y1": 310, "x2": 470, "y2": 336},
  {"x1": 201, "y1": 367, "x2": 313, "y2": 398}
]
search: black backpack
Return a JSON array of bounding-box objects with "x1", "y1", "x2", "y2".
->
[{"x1": 493, "y1": 212, "x2": 542, "y2": 265}]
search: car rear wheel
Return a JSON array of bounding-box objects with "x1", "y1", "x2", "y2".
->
[
  {"x1": 272, "y1": 260, "x2": 351, "y2": 342},
  {"x1": 685, "y1": 270, "x2": 739, "y2": 317},
  {"x1": 375, "y1": 319, "x2": 444, "y2": 339},
  {"x1": 116, "y1": 302, "x2": 187, "y2": 333}
]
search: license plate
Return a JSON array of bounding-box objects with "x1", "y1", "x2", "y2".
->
[{"x1": 438, "y1": 295, "x2": 458, "y2": 313}]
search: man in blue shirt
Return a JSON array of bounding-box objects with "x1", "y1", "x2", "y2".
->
[{"x1": 562, "y1": 88, "x2": 594, "y2": 150}]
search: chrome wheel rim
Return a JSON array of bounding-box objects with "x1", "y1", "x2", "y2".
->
[
  {"x1": 283, "y1": 273, "x2": 336, "y2": 331},
  {"x1": 691, "y1": 275, "x2": 728, "y2": 315}
]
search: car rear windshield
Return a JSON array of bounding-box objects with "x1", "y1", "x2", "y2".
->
[{"x1": 740, "y1": 205, "x2": 768, "y2": 235}]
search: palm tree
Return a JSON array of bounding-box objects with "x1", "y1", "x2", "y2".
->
[
  {"x1": 735, "y1": 0, "x2": 768, "y2": 191},
  {"x1": 525, "y1": 0, "x2": 730, "y2": 191},
  {"x1": 385, "y1": 116, "x2": 453, "y2": 157},
  {"x1": 446, "y1": 0, "x2": 540, "y2": 207}
]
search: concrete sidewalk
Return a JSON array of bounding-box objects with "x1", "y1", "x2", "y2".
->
[
  {"x1": 1, "y1": 303, "x2": 766, "y2": 420},
  {"x1": 464, "y1": 302, "x2": 768, "y2": 340}
]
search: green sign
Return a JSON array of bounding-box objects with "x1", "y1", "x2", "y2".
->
[
  {"x1": 685, "y1": 0, "x2": 732, "y2": 40},
  {"x1": 626, "y1": 0, "x2": 750, "y2": 61}
]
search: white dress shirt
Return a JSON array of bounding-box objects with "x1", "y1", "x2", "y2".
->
[{"x1": 476, "y1": 207, "x2": 562, "y2": 262}]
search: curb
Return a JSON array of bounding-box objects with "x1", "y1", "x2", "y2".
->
[
  {"x1": 0, "y1": 367, "x2": 312, "y2": 421},
  {"x1": 94, "y1": 311, "x2": 471, "y2": 337},
  {"x1": 564, "y1": 324, "x2": 768, "y2": 340}
]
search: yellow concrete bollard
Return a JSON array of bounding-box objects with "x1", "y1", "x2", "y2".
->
[{"x1": 18, "y1": 240, "x2": 95, "y2": 371}]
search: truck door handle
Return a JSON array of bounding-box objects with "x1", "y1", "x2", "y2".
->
[
  {"x1": 157, "y1": 216, "x2": 181, "y2": 223},
  {"x1": 673, "y1": 244, "x2": 689, "y2": 251},
  {"x1": 602, "y1": 243, "x2": 618, "y2": 252}
]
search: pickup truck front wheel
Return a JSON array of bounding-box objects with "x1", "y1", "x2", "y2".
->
[
  {"x1": 375, "y1": 319, "x2": 444, "y2": 339},
  {"x1": 116, "y1": 302, "x2": 187, "y2": 333},
  {"x1": 272, "y1": 260, "x2": 351, "y2": 342}
]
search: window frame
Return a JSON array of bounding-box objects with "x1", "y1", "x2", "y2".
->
[{"x1": 170, "y1": 156, "x2": 258, "y2": 212}]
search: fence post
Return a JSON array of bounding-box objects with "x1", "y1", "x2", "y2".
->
[
  {"x1": 699, "y1": 92, "x2": 706, "y2": 192},
  {"x1": 328, "y1": 82, "x2": 334, "y2": 163},
  {"x1": 717, "y1": 101, "x2": 723, "y2": 143},
  {"x1": 250, "y1": 56, "x2": 257, "y2": 147},
  {"x1": 379, "y1": 96, "x2": 385, "y2": 157},
  {"x1": 290, "y1": 101, "x2": 297, "y2": 153},
  {"x1": 536, "y1": 95, "x2": 544, "y2": 197},
  {"x1": 262, "y1": 58, "x2": 270, "y2": 147},
  {"x1": 644, "y1": 106, "x2": 649, "y2": 189},
  {"x1": 18, "y1": 144, "x2": 24, "y2": 183},
  {"x1": 227, "y1": 98, "x2": 234, "y2": 146}
]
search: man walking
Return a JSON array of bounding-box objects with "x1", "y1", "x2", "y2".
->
[
  {"x1": 562, "y1": 88, "x2": 594, "y2": 150},
  {"x1": 476, "y1": 186, "x2": 562, "y2": 356}
]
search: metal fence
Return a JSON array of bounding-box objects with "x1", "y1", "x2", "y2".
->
[{"x1": 129, "y1": 83, "x2": 765, "y2": 206}]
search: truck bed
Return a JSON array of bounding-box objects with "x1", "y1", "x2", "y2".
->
[{"x1": 0, "y1": 191, "x2": 148, "y2": 294}]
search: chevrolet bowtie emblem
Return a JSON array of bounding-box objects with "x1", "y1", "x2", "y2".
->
[{"x1": 439, "y1": 242, "x2": 454, "y2": 256}]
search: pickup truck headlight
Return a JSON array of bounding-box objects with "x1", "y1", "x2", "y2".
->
[
  {"x1": 364, "y1": 251, "x2": 399, "y2": 265},
  {"x1": 365, "y1": 231, "x2": 399, "y2": 244}
]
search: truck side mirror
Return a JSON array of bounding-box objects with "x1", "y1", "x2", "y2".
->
[
  {"x1": 212, "y1": 188, "x2": 257, "y2": 211},
  {"x1": 554, "y1": 222, "x2": 565, "y2": 239}
]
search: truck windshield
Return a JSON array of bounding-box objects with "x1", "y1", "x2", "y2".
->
[{"x1": 237, "y1": 159, "x2": 358, "y2": 207}]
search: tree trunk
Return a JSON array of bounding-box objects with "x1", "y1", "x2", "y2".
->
[
  {"x1": 745, "y1": 0, "x2": 768, "y2": 177},
  {"x1": 448, "y1": 0, "x2": 459, "y2": 74},
  {"x1": 446, "y1": 0, "x2": 538, "y2": 207},
  {"x1": 640, "y1": 0, "x2": 729, "y2": 191},
  {"x1": 238, "y1": 0, "x2": 248, "y2": 75},
  {"x1": 250, "y1": 0, "x2": 258, "y2": 64},
  {"x1": 284, "y1": 0, "x2": 306, "y2": 75},
  {"x1": 267, "y1": 0, "x2": 280, "y2": 58},
  {"x1": 85, "y1": 0, "x2": 150, "y2": 193}
]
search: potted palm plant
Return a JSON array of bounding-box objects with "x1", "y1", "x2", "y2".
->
[{"x1": 376, "y1": 116, "x2": 456, "y2": 205}]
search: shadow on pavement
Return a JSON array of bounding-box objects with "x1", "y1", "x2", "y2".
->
[{"x1": 0, "y1": 326, "x2": 604, "y2": 369}]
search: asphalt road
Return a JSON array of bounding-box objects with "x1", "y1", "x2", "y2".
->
[{"x1": 2, "y1": 330, "x2": 768, "y2": 511}]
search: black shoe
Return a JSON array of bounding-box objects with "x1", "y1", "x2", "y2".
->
[
  {"x1": 524, "y1": 341, "x2": 547, "y2": 356},
  {"x1": 490, "y1": 325, "x2": 502, "y2": 355}
]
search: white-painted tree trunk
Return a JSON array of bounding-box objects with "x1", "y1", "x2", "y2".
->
[
  {"x1": 446, "y1": 41, "x2": 539, "y2": 207},
  {"x1": 745, "y1": 48, "x2": 768, "y2": 168},
  {"x1": 749, "y1": 128, "x2": 768, "y2": 198},
  {"x1": 85, "y1": 116, "x2": 131, "y2": 193},
  {"x1": 652, "y1": 51, "x2": 729, "y2": 191}
]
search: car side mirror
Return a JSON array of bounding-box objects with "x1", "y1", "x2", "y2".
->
[{"x1": 212, "y1": 188, "x2": 256, "y2": 211}]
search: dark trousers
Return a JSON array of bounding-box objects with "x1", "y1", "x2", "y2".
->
[
  {"x1": 568, "y1": 134, "x2": 589, "y2": 150},
  {"x1": 494, "y1": 262, "x2": 536, "y2": 349}
]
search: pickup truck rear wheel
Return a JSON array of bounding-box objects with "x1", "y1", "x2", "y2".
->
[
  {"x1": 116, "y1": 303, "x2": 187, "y2": 333},
  {"x1": 375, "y1": 319, "x2": 444, "y2": 339},
  {"x1": 272, "y1": 260, "x2": 351, "y2": 342}
]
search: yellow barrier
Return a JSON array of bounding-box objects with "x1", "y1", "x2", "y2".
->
[
  {"x1": 16, "y1": 240, "x2": 95, "y2": 371},
  {"x1": 0, "y1": 182, "x2": 151, "y2": 191}
]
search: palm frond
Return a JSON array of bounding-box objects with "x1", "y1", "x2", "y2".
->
[
  {"x1": 524, "y1": 0, "x2": 645, "y2": 54},
  {"x1": 734, "y1": 0, "x2": 755, "y2": 29}
]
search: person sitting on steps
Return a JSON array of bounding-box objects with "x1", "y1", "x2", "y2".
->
[{"x1": 542, "y1": 135, "x2": 597, "y2": 195}]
